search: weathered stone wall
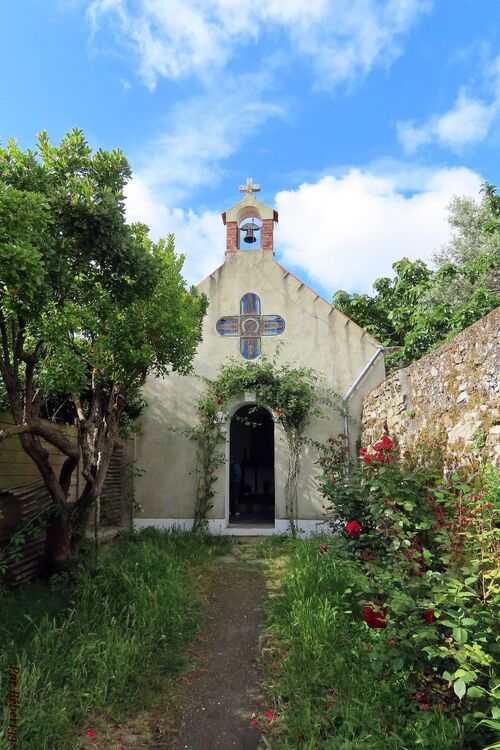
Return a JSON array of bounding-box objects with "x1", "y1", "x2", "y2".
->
[{"x1": 362, "y1": 307, "x2": 500, "y2": 468}]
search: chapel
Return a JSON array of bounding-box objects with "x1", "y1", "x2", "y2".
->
[{"x1": 135, "y1": 180, "x2": 385, "y2": 535}]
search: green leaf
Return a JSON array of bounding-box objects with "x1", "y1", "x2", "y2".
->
[
  {"x1": 453, "y1": 627, "x2": 468, "y2": 644},
  {"x1": 453, "y1": 678, "x2": 466, "y2": 699},
  {"x1": 467, "y1": 686, "x2": 485, "y2": 698}
]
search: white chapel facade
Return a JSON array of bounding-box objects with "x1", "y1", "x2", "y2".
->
[{"x1": 134, "y1": 180, "x2": 385, "y2": 535}]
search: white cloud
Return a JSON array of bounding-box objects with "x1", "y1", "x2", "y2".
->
[
  {"x1": 398, "y1": 56, "x2": 500, "y2": 153},
  {"x1": 125, "y1": 175, "x2": 224, "y2": 285},
  {"x1": 125, "y1": 164, "x2": 483, "y2": 295},
  {"x1": 133, "y1": 72, "x2": 284, "y2": 203},
  {"x1": 87, "y1": 0, "x2": 430, "y2": 90},
  {"x1": 274, "y1": 166, "x2": 483, "y2": 294}
]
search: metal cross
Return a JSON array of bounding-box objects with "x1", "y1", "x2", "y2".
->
[
  {"x1": 216, "y1": 293, "x2": 285, "y2": 360},
  {"x1": 239, "y1": 177, "x2": 261, "y2": 195}
]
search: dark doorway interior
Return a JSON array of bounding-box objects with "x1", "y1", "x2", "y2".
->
[{"x1": 229, "y1": 405, "x2": 275, "y2": 524}]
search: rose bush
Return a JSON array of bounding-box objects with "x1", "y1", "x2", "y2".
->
[{"x1": 318, "y1": 434, "x2": 499, "y2": 747}]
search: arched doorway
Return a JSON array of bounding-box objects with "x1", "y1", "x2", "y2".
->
[{"x1": 229, "y1": 405, "x2": 274, "y2": 525}]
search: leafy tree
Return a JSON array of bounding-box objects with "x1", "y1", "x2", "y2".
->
[
  {"x1": 333, "y1": 184, "x2": 500, "y2": 369},
  {"x1": 0, "y1": 130, "x2": 207, "y2": 571}
]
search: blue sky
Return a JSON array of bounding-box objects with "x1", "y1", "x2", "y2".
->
[{"x1": 1, "y1": 0, "x2": 499, "y2": 297}]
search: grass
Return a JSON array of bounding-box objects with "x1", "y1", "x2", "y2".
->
[
  {"x1": 257, "y1": 535, "x2": 465, "y2": 750},
  {"x1": 0, "y1": 528, "x2": 231, "y2": 750}
]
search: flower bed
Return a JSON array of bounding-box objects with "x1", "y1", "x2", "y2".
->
[{"x1": 317, "y1": 434, "x2": 499, "y2": 747}]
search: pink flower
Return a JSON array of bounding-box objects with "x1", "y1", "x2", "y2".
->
[
  {"x1": 388, "y1": 639, "x2": 396, "y2": 647},
  {"x1": 266, "y1": 710, "x2": 277, "y2": 720},
  {"x1": 250, "y1": 719, "x2": 257, "y2": 727},
  {"x1": 345, "y1": 520, "x2": 362, "y2": 535},
  {"x1": 86, "y1": 729, "x2": 96, "y2": 737},
  {"x1": 419, "y1": 702, "x2": 430, "y2": 711},
  {"x1": 318, "y1": 544, "x2": 328, "y2": 553},
  {"x1": 198, "y1": 632, "x2": 207, "y2": 642}
]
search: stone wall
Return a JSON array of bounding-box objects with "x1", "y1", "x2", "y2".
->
[{"x1": 362, "y1": 306, "x2": 500, "y2": 468}]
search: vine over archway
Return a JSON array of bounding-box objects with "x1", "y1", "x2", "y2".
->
[{"x1": 187, "y1": 356, "x2": 344, "y2": 535}]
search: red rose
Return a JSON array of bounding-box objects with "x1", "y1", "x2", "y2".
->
[
  {"x1": 422, "y1": 609, "x2": 436, "y2": 624},
  {"x1": 274, "y1": 408, "x2": 282, "y2": 414},
  {"x1": 363, "y1": 605, "x2": 387, "y2": 629},
  {"x1": 381, "y1": 434, "x2": 393, "y2": 451},
  {"x1": 387, "y1": 454, "x2": 394, "y2": 464},
  {"x1": 359, "y1": 447, "x2": 368, "y2": 456},
  {"x1": 345, "y1": 520, "x2": 362, "y2": 535},
  {"x1": 373, "y1": 441, "x2": 384, "y2": 452},
  {"x1": 215, "y1": 398, "x2": 222, "y2": 405},
  {"x1": 318, "y1": 543, "x2": 328, "y2": 553},
  {"x1": 363, "y1": 455, "x2": 372, "y2": 465}
]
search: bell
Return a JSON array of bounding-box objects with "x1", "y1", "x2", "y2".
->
[{"x1": 241, "y1": 221, "x2": 260, "y2": 244}]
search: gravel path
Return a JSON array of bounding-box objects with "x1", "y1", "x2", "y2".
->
[{"x1": 173, "y1": 542, "x2": 267, "y2": 750}]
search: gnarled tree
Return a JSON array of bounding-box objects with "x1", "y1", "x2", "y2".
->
[{"x1": 0, "y1": 129, "x2": 207, "y2": 571}]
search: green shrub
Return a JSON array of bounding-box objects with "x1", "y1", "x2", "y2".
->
[
  {"x1": 261, "y1": 538, "x2": 465, "y2": 748},
  {"x1": 316, "y1": 435, "x2": 500, "y2": 748}
]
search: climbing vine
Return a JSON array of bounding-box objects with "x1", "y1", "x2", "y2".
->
[{"x1": 187, "y1": 356, "x2": 343, "y2": 535}]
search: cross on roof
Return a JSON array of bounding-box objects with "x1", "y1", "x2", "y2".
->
[{"x1": 239, "y1": 177, "x2": 261, "y2": 195}]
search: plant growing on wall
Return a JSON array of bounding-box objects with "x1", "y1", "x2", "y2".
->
[{"x1": 188, "y1": 356, "x2": 343, "y2": 535}]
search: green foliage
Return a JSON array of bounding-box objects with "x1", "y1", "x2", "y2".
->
[
  {"x1": 317, "y1": 436, "x2": 499, "y2": 747},
  {"x1": 333, "y1": 184, "x2": 500, "y2": 369},
  {"x1": 0, "y1": 529, "x2": 230, "y2": 749},
  {"x1": 0, "y1": 129, "x2": 207, "y2": 567},
  {"x1": 260, "y1": 537, "x2": 465, "y2": 748},
  {"x1": 0, "y1": 128, "x2": 207, "y2": 418}
]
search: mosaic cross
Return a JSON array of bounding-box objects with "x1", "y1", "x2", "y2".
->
[
  {"x1": 216, "y1": 292, "x2": 285, "y2": 360},
  {"x1": 239, "y1": 177, "x2": 261, "y2": 195}
]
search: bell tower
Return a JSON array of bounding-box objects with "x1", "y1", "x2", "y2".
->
[{"x1": 221, "y1": 178, "x2": 278, "y2": 253}]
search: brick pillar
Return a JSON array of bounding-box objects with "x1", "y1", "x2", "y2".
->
[
  {"x1": 226, "y1": 221, "x2": 238, "y2": 252},
  {"x1": 261, "y1": 219, "x2": 274, "y2": 251}
]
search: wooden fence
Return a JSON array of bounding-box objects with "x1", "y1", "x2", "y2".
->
[{"x1": 0, "y1": 412, "x2": 134, "y2": 584}]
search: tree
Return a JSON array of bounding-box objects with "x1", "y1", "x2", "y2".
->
[
  {"x1": 0, "y1": 130, "x2": 207, "y2": 571},
  {"x1": 333, "y1": 184, "x2": 500, "y2": 369}
]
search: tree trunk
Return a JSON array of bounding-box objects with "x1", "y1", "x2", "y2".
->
[{"x1": 43, "y1": 509, "x2": 72, "y2": 574}]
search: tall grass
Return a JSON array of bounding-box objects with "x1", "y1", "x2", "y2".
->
[
  {"x1": 260, "y1": 537, "x2": 464, "y2": 749},
  {"x1": 0, "y1": 529, "x2": 230, "y2": 750}
]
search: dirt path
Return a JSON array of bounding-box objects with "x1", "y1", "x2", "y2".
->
[
  {"x1": 173, "y1": 541, "x2": 267, "y2": 750},
  {"x1": 77, "y1": 540, "x2": 269, "y2": 750}
]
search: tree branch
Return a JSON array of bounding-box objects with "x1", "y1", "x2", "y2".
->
[
  {"x1": 0, "y1": 423, "x2": 32, "y2": 442},
  {"x1": 0, "y1": 317, "x2": 11, "y2": 368}
]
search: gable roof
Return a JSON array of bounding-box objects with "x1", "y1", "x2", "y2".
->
[{"x1": 196, "y1": 255, "x2": 382, "y2": 348}]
